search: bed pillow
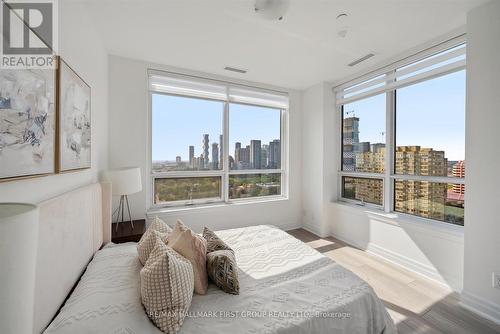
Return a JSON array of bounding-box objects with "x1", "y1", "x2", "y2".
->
[
  {"x1": 206, "y1": 250, "x2": 239, "y2": 295},
  {"x1": 168, "y1": 221, "x2": 208, "y2": 295},
  {"x1": 137, "y1": 216, "x2": 172, "y2": 265},
  {"x1": 140, "y1": 238, "x2": 194, "y2": 334},
  {"x1": 203, "y1": 227, "x2": 239, "y2": 294},
  {"x1": 203, "y1": 226, "x2": 232, "y2": 253}
]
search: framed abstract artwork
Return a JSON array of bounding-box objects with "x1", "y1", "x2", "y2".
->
[
  {"x1": 0, "y1": 69, "x2": 57, "y2": 181},
  {"x1": 57, "y1": 57, "x2": 91, "y2": 172}
]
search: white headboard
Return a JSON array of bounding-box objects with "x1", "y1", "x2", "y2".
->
[{"x1": 33, "y1": 182, "x2": 112, "y2": 334}]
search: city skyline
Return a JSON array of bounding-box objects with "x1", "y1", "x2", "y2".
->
[{"x1": 152, "y1": 94, "x2": 281, "y2": 162}]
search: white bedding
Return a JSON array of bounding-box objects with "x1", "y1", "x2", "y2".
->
[{"x1": 44, "y1": 225, "x2": 396, "y2": 334}]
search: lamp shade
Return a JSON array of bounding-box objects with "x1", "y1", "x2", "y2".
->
[
  {"x1": 0, "y1": 203, "x2": 39, "y2": 334},
  {"x1": 104, "y1": 167, "x2": 142, "y2": 196}
]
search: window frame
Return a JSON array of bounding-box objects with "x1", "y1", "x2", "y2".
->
[
  {"x1": 147, "y1": 75, "x2": 289, "y2": 210},
  {"x1": 335, "y1": 36, "x2": 466, "y2": 225}
]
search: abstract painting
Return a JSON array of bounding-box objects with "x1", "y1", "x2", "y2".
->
[
  {"x1": 58, "y1": 58, "x2": 91, "y2": 172},
  {"x1": 0, "y1": 69, "x2": 56, "y2": 180}
]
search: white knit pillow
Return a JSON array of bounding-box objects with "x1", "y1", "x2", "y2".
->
[
  {"x1": 137, "y1": 216, "x2": 172, "y2": 265},
  {"x1": 140, "y1": 238, "x2": 194, "y2": 334}
]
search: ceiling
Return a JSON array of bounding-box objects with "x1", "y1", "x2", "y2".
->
[{"x1": 80, "y1": 0, "x2": 486, "y2": 90}]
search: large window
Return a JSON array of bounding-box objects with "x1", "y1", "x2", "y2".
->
[
  {"x1": 335, "y1": 38, "x2": 466, "y2": 226},
  {"x1": 149, "y1": 72, "x2": 287, "y2": 207}
]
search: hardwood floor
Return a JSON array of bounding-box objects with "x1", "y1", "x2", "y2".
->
[{"x1": 287, "y1": 228, "x2": 500, "y2": 334}]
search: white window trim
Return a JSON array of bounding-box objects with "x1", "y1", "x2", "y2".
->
[
  {"x1": 335, "y1": 35, "x2": 466, "y2": 226},
  {"x1": 147, "y1": 71, "x2": 289, "y2": 211}
]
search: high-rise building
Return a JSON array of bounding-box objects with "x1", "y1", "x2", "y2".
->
[
  {"x1": 176, "y1": 156, "x2": 181, "y2": 164},
  {"x1": 452, "y1": 161, "x2": 465, "y2": 194},
  {"x1": 395, "y1": 146, "x2": 447, "y2": 220},
  {"x1": 211, "y1": 143, "x2": 219, "y2": 170},
  {"x1": 250, "y1": 140, "x2": 261, "y2": 169},
  {"x1": 261, "y1": 144, "x2": 269, "y2": 168},
  {"x1": 239, "y1": 146, "x2": 250, "y2": 169},
  {"x1": 234, "y1": 142, "x2": 242, "y2": 165},
  {"x1": 268, "y1": 139, "x2": 281, "y2": 169},
  {"x1": 189, "y1": 145, "x2": 195, "y2": 168},
  {"x1": 202, "y1": 134, "x2": 209, "y2": 168},
  {"x1": 219, "y1": 134, "x2": 224, "y2": 168},
  {"x1": 343, "y1": 117, "x2": 360, "y2": 171}
]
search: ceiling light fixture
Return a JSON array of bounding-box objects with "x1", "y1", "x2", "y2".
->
[
  {"x1": 254, "y1": 0, "x2": 290, "y2": 21},
  {"x1": 348, "y1": 53, "x2": 375, "y2": 67}
]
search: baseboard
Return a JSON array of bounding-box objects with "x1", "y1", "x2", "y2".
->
[
  {"x1": 330, "y1": 232, "x2": 461, "y2": 291},
  {"x1": 301, "y1": 223, "x2": 329, "y2": 238},
  {"x1": 278, "y1": 221, "x2": 303, "y2": 231},
  {"x1": 460, "y1": 291, "x2": 500, "y2": 325}
]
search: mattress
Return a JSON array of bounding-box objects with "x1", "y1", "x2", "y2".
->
[{"x1": 44, "y1": 225, "x2": 396, "y2": 334}]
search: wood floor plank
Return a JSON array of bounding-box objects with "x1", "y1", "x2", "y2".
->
[{"x1": 287, "y1": 229, "x2": 500, "y2": 334}]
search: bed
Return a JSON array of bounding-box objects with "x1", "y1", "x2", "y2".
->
[
  {"x1": 31, "y1": 184, "x2": 396, "y2": 334},
  {"x1": 34, "y1": 183, "x2": 395, "y2": 334}
]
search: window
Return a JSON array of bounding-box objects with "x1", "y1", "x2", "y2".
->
[
  {"x1": 149, "y1": 72, "x2": 288, "y2": 208},
  {"x1": 335, "y1": 37, "x2": 466, "y2": 226}
]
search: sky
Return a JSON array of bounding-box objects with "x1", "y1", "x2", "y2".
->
[
  {"x1": 344, "y1": 69, "x2": 466, "y2": 161},
  {"x1": 152, "y1": 94, "x2": 280, "y2": 161}
]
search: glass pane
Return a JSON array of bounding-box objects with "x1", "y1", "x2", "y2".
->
[
  {"x1": 152, "y1": 94, "x2": 223, "y2": 172},
  {"x1": 342, "y1": 94, "x2": 386, "y2": 173},
  {"x1": 229, "y1": 103, "x2": 281, "y2": 170},
  {"x1": 394, "y1": 180, "x2": 464, "y2": 226},
  {"x1": 342, "y1": 177, "x2": 383, "y2": 205},
  {"x1": 395, "y1": 70, "x2": 465, "y2": 177},
  {"x1": 154, "y1": 177, "x2": 221, "y2": 204},
  {"x1": 229, "y1": 173, "x2": 281, "y2": 199}
]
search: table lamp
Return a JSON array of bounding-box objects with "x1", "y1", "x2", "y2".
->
[{"x1": 104, "y1": 167, "x2": 142, "y2": 231}]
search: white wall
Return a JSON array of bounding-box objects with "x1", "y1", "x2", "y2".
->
[
  {"x1": 462, "y1": 0, "x2": 500, "y2": 323},
  {"x1": 0, "y1": 2, "x2": 108, "y2": 204},
  {"x1": 108, "y1": 55, "x2": 303, "y2": 232},
  {"x1": 301, "y1": 83, "x2": 336, "y2": 237}
]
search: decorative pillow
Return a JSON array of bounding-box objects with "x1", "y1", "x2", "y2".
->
[
  {"x1": 140, "y1": 238, "x2": 194, "y2": 334},
  {"x1": 168, "y1": 221, "x2": 208, "y2": 295},
  {"x1": 137, "y1": 216, "x2": 172, "y2": 265},
  {"x1": 203, "y1": 226, "x2": 232, "y2": 253},
  {"x1": 206, "y1": 250, "x2": 239, "y2": 295}
]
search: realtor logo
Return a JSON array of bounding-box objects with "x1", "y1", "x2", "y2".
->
[{"x1": 1, "y1": 0, "x2": 58, "y2": 69}]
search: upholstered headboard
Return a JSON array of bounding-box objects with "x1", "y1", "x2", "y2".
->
[{"x1": 33, "y1": 182, "x2": 112, "y2": 334}]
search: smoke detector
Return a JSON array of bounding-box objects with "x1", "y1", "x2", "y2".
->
[
  {"x1": 254, "y1": 0, "x2": 290, "y2": 21},
  {"x1": 336, "y1": 13, "x2": 349, "y2": 38}
]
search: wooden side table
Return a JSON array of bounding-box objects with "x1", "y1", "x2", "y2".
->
[{"x1": 112, "y1": 219, "x2": 146, "y2": 243}]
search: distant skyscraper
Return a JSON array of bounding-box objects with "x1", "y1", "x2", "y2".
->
[
  {"x1": 240, "y1": 146, "x2": 250, "y2": 168},
  {"x1": 235, "y1": 142, "x2": 242, "y2": 164},
  {"x1": 250, "y1": 140, "x2": 261, "y2": 169},
  {"x1": 268, "y1": 139, "x2": 281, "y2": 169},
  {"x1": 189, "y1": 145, "x2": 195, "y2": 168},
  {"x1": 219, "y1": 134, "x2": 224, "y2": 168},
  {"x1": 261, "y1": 144, "x2": 269, "y2": 168},
  {"x1": 176, "y1": 156, "x2": 181, "y2": 164},
  {"x1": 202, "y1": 134, "x2": 209, "y2": 168},
  {"x1": 211, "y1": 143, "x2": 219, "y2": 170},
  {"x1": 343, "y1": 117, "x2": 360, "y2": 171}
]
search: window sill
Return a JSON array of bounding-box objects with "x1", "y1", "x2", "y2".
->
[
  {"x1": 331, "y1": 200, "x2": 464, "y2": 239},
  {"x1": 147, "y1": 196, "x2": 289, "y2": 216}
]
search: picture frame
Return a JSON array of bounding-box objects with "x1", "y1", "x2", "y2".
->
[
  {"x1": 56, "y1": 57, "x2": 91, "y2": 172},
  {"x1": 0, "y1": 68, "x2": 57, "y2": 181}
]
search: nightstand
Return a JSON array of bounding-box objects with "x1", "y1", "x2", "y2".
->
[{"x1": 112, "y1": 219, "x2": 146, "y2": 243}]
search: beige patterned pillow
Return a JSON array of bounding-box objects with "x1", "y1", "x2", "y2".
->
[
  {"x1": 206, "y1": 250, "x2": 239, "y2": 295},
  {"x1": 137, "y1": 216, "x2": 172, "y2": 265},
  {"x1": 140, "y1": 238, "x2": 194, "y2": 334},
  {"x1": 168, "y1": 221, "x2": 208, "y2": 295},
  {"x1": 203, "y1": 226, "x2": 232, "y2": 253}
]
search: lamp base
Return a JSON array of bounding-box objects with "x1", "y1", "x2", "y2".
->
[{"x1": 113, "y1": 195, "x2": 134, "y2": 232}]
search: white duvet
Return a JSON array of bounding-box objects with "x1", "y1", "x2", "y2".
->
[{"x1": 44, "y1": 225, "x2": 396, "y2": 334}]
